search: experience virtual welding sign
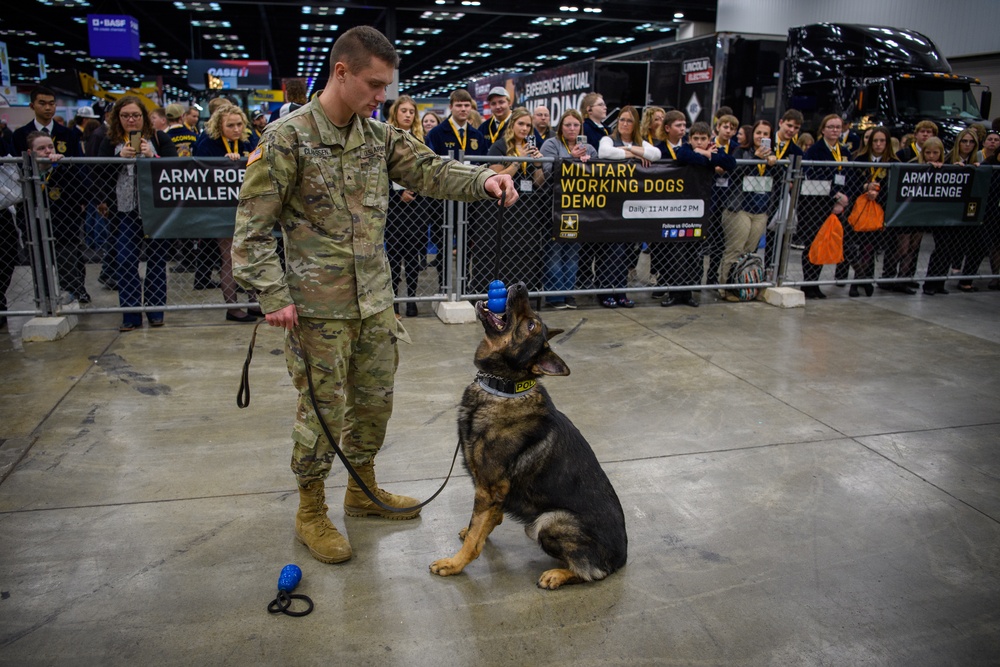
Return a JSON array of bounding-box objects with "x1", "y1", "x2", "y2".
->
[
  {"x1": 551, "y1": 160, "x2": 713, "y2": 242},
  {"x1": 885, "y1": 163, "x2": 989, "y2": 227},
  {"x1": 136, "y1": 158, "x2": 244, "y2": 238}
]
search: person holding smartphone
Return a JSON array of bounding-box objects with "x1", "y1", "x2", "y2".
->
[
  {"x1": 97, "y1": 97, "x2": 177, "y2": 331},
  {"x1": 540, "y1": 109, "x2": 597, "y2": 309},
  {"x1": 719, "y1": 120, "x2": 778, "y2": 298}
]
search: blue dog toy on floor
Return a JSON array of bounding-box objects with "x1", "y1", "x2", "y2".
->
[{"x1": 267, "y1": 564, "x2": 314, "y2": 617}]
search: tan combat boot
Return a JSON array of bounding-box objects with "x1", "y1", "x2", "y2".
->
[
  {"x1": 295, "y1": 480, "x2": 352, "y2": 563},
  {"x1": 343, "y1": 461, "x2": 421, "y2": 520}
]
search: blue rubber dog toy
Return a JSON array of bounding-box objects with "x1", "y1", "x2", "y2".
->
[
  {"x1": 267, "y1": 564, "x2": 313, "y2": 617},
  {"x1": 488, "y1": 280, "x2": 507, "y2": 314}
]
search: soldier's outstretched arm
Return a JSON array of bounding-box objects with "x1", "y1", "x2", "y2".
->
[{"x1": 483, "y1": 173, "x2": 519, "y2": 206}]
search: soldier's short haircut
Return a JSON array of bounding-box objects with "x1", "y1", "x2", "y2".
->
[{"x1": 330, "y1": 26, "x2": 400, "y2": 73}]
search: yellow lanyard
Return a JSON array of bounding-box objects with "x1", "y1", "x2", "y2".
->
[
  {"x1": 715, "y1": 139, "x2": 729, "y2": 153},
  {"x1": 560, "y1": 137, "x2": 575, "y2": 154},
  {"x1": 664, "y1": 143, "x2": 678, "y2": 160},
  {"x1": 869, "y1": 157, "x2": 886, "y2": 181},
  {"x1": 828, "y1": 141, "x2": 843, "y2": 170},
  {"x1": 222, "y1": 137, "x2": 239, "y2": 155},
  {"x1": 911, "y1": 141, "x2": 919, "y2": 157},
  {"x1": 774, "y1": 138, "x2": 790, "y2": 160},
  {"x1": 513, "y1": 142, "x2": 527, "y2": 175},
  {"x1": 487, "y1": 116, "x2": 507, "y2": 144},
  {"x1": 449, "y1": 118, "x2": 467, "y2": 152}
]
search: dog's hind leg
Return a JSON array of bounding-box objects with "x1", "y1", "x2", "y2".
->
[
  {"x1": 431, "y1": 483, "x2": 508, "y2": 577},
  {"x1": 538, "y1": 568, "x2": 582, "y2": 590}
]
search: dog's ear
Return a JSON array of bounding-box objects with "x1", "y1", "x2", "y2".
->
[
  {"x1": 532, "y1": 348, "x2": 570, "y2": 376},
  {"x1": 545, "y1": 327, "x2": 564, "y2": 341}
]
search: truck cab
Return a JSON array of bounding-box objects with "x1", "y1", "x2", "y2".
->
[{"x1": 786, "y1": 24, "x2": 989, "y2": 148}]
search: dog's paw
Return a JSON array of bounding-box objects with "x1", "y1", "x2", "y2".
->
[
  {"x1": 537, "y1": 568, "x2": 579, "y2": 590},
  {"x1": 430, "y1": 557, "x2": 466, "y2": 577},
  {"x1": 458, "y1": 526, "x2": 468, "y2": 541}
]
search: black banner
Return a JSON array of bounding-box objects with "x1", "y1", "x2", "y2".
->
[
  {"x1": 551, "y1": 159, "x2": 713, "y2": 242},
  {"x1": 137, "y1": 157, "x2": 243, "y2": 238},
  {"x1": 885, "y1": 164, "x2": 989, "y2": 227}
]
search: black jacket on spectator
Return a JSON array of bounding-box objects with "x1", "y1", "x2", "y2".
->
[{"x1": 12, "y1": 120, "x2": 81, "y2": 157}]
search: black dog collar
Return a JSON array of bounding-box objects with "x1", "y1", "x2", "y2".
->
[{"x1": 476, "y1": 372, "x2": 536, "y2": 398}]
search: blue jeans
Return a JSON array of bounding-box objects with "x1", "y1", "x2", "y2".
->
[
  {"x1": 115, "y1": 212, "x2": 167, "y2": 326},
  {"x1": 544, "y1": 240, "x2": 579, "y2": 303}
]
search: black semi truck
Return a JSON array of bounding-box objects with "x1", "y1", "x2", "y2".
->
[{"x1": 604, "y1": 23, "x2": 990, "y2": 145}]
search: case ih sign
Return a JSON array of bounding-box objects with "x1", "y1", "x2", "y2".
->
[{"x1": 683, "y1": 58, "x2": 713, "y2": 84}]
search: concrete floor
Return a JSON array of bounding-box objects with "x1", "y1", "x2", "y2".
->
[{"x1": 1, "y1": 288, "x2": 999, "y2": 666}]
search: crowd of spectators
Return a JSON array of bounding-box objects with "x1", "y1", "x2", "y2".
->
[{"x1": 2, "y1": 81, "x2": 999, "y2": 332}]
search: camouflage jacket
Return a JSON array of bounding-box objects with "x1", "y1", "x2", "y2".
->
[{"x1": 233, "y1": 100, "x2": 494, "y2": 319}]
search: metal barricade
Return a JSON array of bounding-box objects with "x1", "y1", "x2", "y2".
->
[
  {"x1": 0, "y1": 155, "x2": 44, "y2": 323},
  {"x1": 781, "y1": 161, "x2": 1000, "y2": 293}
]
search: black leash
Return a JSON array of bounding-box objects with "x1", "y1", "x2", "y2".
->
[
  {"x1": 267, "y1": 564, "x2": 313, "y2": 617},
  {"x1": 238, "y1": 320, "x2": 463, "y2": 514}
]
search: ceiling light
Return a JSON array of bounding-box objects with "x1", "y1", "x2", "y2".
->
[
  {"x1": 536, "y1": 54, "x2": 568, "y2": 61},
  {"x1": 479, "y1": 43, "x2": 513, "y2": 50},
  {"x1": 674, "y1": 12, "x2": 685, "y2": 18},
  {"x1": 302, "y1": 6, "x2": 344, "y2": 15},
  {"x1": 446, "y1": 58, "x2": 475, "y2": 65},
  {"x1": 301, "y1": 24, "x2": 338, "y2": 31},
  {"x1": 421, "y1": 11, "x2": 465, "y2": 20},
  {"x1": 593, "y1": 36, "x2": 635, "y2": 44},
  {"x1": 531, "y1": 17, "x2": 575, "y2": 26},
  {"x1": 395, "y1": 39, "x2": 426, "y2": 46},
  {"x1": 173, "y1": 2, "x2": 221, "y2": 11},
  {"x1": 203, "y1": 34, "x2": 239, "y2": 41},
  {"x1": 559, "y1": 6, "x2": 579, "y2": 11},
  {"x1": 461, "y1": 0, "x2": 480, "y2": 5},
  {"x1": 583, "y1": 7, "x2": 602, "y2": 12},
  {"x1": 36, "y1": 0, "x2": 90, "y2": 6},
  {"x1": 635, "y1": 23, "x2": 674, "y2": 33},
  {"x1": 563, "y1": 46, "x2": 598, "y2": 53},
  {"x1": 191, "y1": 20, "x2": 230, "y2": 28},
  {"x1": 405, "y1": 27, "x2": 443, "y2": 35},
  {"x1": 459, "y1": 51, "x2": 491, "y2": 58}
]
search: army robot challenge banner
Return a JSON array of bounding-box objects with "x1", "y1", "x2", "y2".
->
[
  {"x1": 884, "y1": 163, "x2": 990, "y2": 228},
  {"x1": 136, "y1": 158, "x2": 245, "y2": 238},
  {"x1": 551, "y1": 160, "x2": 713, "y2": 242}
]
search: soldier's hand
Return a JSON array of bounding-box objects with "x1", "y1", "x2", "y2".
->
[
  {"x1": 484, "y1": 174, "x2": 519, "y2": 206},
  {"x1": 266, "y1": 304, "x2": 298, "y2": 330}
]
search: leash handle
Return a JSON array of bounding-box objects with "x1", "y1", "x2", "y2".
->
[
  {"x1": 493, "y1": 189, "x2": 506, "y2": 278},
  {"x1": 237, "y1": 319, "x2": 267, "y2": 409}
]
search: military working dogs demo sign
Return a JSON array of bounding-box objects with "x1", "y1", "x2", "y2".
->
[
  {"x1": 137, "y1": 158, "x2": 245, "y2": 238},
  {"x1": 551, "y1": 159, "x2": 713, "y2": 242}
]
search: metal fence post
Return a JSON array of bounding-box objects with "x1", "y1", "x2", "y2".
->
[
  {"x1": 775, "y1": 154, "x2": 803, "y2": 287},
  {"x1": 23, "y1": 154, "x2": 58, "y2": 316}
]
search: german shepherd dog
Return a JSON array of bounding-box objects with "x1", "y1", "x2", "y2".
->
[{"x1": 430, "y1": 283, "x2": 627, "y2": 589}]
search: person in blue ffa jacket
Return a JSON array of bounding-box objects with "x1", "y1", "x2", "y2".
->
[
  {"x1": 12, "y1": 87, "x2": 81, "y2": 157},
  {"x1": 193, "y1": 104, "x2": 260, "y2": 323},
  {"x1": 707, "y1": 112, "x2": 740, "y2": 289},
  {"x1": 479, "y1": 86, "x2": 512, "y2": 151},
  {"x1": 657, "y1": 121, "x2": 735, "y2": 308},
  {"x1": 580, "y1": 92, "x2": 610, "y2": 150},
  {"x1": 799, "y1": 113, "x2": 851, "y2": 299},
  {"x1": 426, "y1": 89, "x2": 486, "y2": 157}
]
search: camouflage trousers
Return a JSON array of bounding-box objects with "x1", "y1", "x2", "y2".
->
[{"x1": 285, "y1": 309, "x2": 400, "y2": 483}]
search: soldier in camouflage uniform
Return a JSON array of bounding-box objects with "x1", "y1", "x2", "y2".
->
[{"x1": 233, "y1": 26, "x2": 518, "y2": 565}]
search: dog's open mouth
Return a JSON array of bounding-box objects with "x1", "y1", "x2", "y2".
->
[{"x1": 475, "y1": 300, "x2": 507, "y2": 332}]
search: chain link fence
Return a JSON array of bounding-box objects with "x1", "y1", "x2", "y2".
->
[
  {"x1": 780, "y1": 160, "x2": 1000, "y2": 296},
  {"x1": 2, "y1": 154, "x2": 997, "y2": 330}
]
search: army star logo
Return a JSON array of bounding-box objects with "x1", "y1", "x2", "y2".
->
[{"x1": 559, "y1": 213, "x2": 579, "y2": 239}]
